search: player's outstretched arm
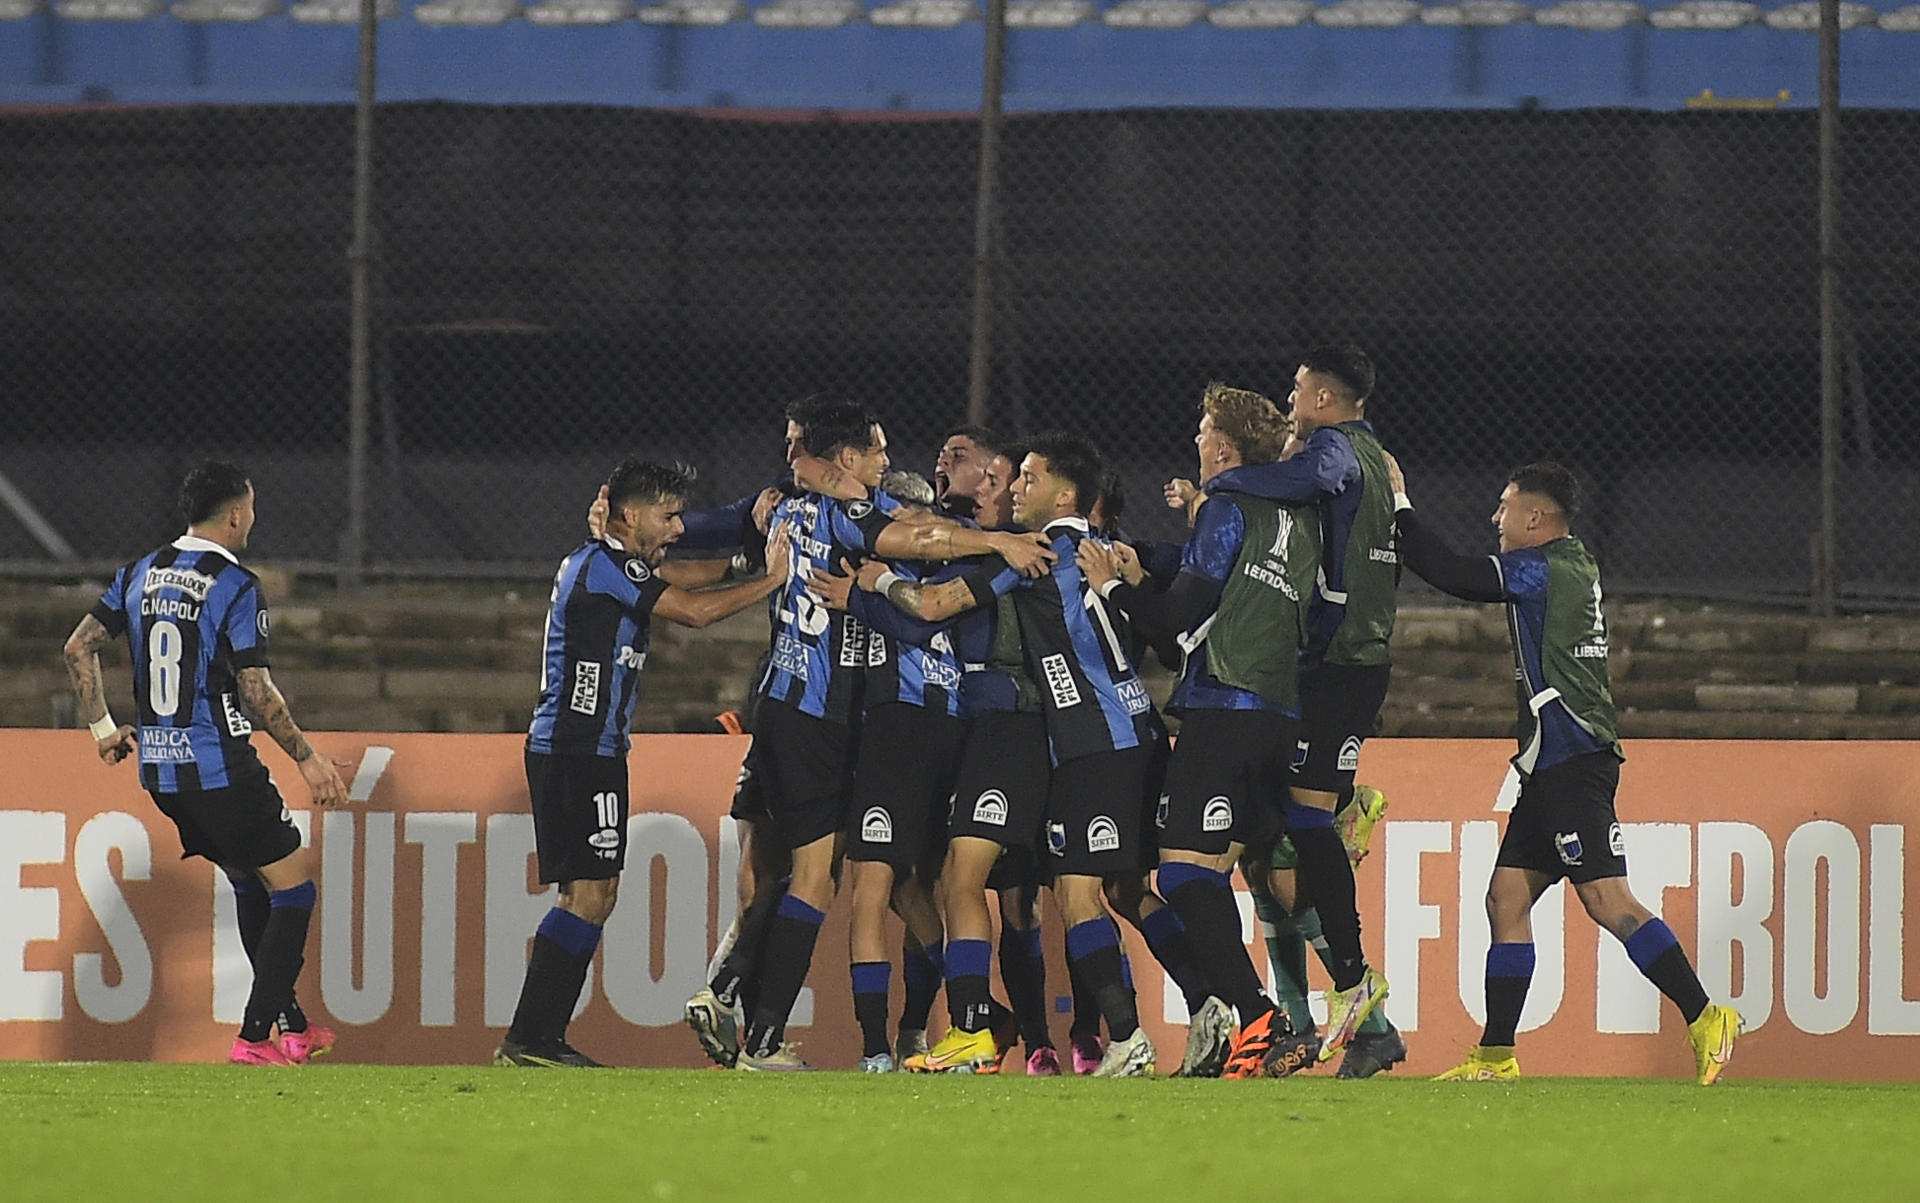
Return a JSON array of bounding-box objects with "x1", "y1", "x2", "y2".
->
[
  {"x1": 872, "y1": 522, "x2": 1054, "y2": 577},
  {"x1": 652, "y1": 522, "x2": 794, "y2": 630},
  {"x1": 234, "y1": 667, "x2": 349, "y2": 807},
  {"x1": 63, "y1": 614, "x2": 136, "y2": 765},
  {"x1": 1383, "y1": 452, "x2": 1506, "y2": 604}
]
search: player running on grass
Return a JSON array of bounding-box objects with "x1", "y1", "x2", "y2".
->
[
  {"x1": 1388, "y1": 456, "x2": 1741, "y2": 1084},
  {"x1": 497, "y1": 459, "x2": 794, "y2": 1068},
  {"x1": 65, "y1": 461, "x2": 350, "y2": 1067}
]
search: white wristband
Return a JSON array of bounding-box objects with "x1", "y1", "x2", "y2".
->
[
  {"x1": 1393, "y1": 491, "x2": 1414, "y2": 514},
  {"x1": 89, "y1": 713, "x2": 120, "y2": 741},
  {"x1": 874, "y1": 570, "x2": 903, "y2": 596},
  {"x1": 1098, "y1": 578, "x2": 1124, "y2": 599}
]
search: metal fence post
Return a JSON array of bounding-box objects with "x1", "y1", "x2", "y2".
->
[
  {"x1": 341, "y1": 0, "x2": 379, "y2": 589},
  {"x1": 1814, "y1": 0, "x2": 1840, "y2": 616},
  {"x1": 965, "y1": 0, "x2": 1008, "y2": 430}
]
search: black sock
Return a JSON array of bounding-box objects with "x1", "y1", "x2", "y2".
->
[
  {"x1": 1137, "y1": 898, "x2": 1213, "y2": 1015},
  {"x1": 1069, "y1": 955, "x2": 1101, "y2": 1040},
  {"x1": 507, "y1": 908, "x2": 602, "y2": 1047},
  {"x1": 238, "y1": 883, "x2": 315, "y2": 1044},
  {"x1": 999, "y1": 927, "x2": 1052, "y2": 1050},
  {"x1": 1065, "y1": 919, "x2": 1137, "y2": 1041},
  {"x1": 945, "y1": 938, "x2": 994, "y2": 1032},
  {"x1": 1482, "y1": 942, "x2": 1534, "y2": 1048},
  {"x1": 900, "y1": 940, "x2": 944, "y2": 1034},
  {"x1": 712, "y1": 884, "x2": 785, "y2": 1009},
  {"x1": 743, "y1": 895, "x2": 826, "y2": 1057},
  {"x1": 1287, "y1": 810, "x2": 1365, "y2": 990},
  {"x1": 1624, "y1": 919, "x2": 1710, "y2": 1024},
  {"x1": 851, "y1": 961, "x2": 891, "y2": 1058},
  {"x1": 1162, "y1": 867, "x2": 1272, "y2": 1022},
  {"x1": 231, "y1": 875, "x2": 308, "y2": 1033}
]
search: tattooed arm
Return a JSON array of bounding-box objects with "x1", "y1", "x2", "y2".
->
[
  {"x1": 235, "y1": 667, "x2": 349, "y2": 807},
  {"x1": 64, "y1": 614, "x2": 136, "y2": 765}
]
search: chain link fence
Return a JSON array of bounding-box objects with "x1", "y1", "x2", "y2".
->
[{"x1": 2, "y1": 101, "x2": 1916, "y2": 602}]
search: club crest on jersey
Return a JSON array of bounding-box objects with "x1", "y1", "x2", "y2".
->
[
  {"x1": 624, "y1": 558, "x2": 652, "y2": 584},
  {"x1": 1046, "y1": 821, "x2": 1067, "y2": 856},
  {"x1": 846, "y1": 500, "x2": 874, "y2": 520},
  {"x1": 1554, "y1": 830, "x2": 1584, "y2": 866},
  {"x1": 1609, "y1": 822, "x2": 1626, "y2": 858},
  {"x1": 1087, "y1": 815, "x2": 1121, "y2": 854},
  {"x1": 1155, "y1": 794, "x2": 1169, "y2": 829},
  {"x1": 1203, "y1": 796, "x2": 1234, "y2": 833},
  {"x1": 972, "y1": 790, "x2": 1008, "y2": 826},
  {"x1": 1337, "y1": 736, "x2": 1363, "y2": 773},
  {"x1": 861, "y1": 806, "x2": 893, "y2": 845}
]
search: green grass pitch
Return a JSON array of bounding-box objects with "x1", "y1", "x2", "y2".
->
[{"x1": 4, "y1": 1063, "x2": 1917, "y2": 1201}]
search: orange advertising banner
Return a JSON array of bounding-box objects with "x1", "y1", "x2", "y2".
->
[{"x1": 2, "y1": 730, "x2": 1917, "y2": 1079}]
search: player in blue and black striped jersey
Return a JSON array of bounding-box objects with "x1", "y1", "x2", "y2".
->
[
  {"x1": 497, "y1": 459, "x2": 794, "y2": 1069},
  {"x1": 858, "y1": 433, "x2": 1166, "y2": 1077},
  {"x1": 1391, "y1": 457, "x2": 1741, "y2": 1085},
  {"x1": 730, "y1": 403, "x2": 1054, "y2": 1071},
  {"x1": 65, "y1": 461, "x2": 350, "y2": 1067}
]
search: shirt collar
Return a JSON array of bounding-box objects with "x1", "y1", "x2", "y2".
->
[
  {"x1": 171, "y1": 534, "x2": 239, "y2": 565},
  {"x1": 1043, "y1": 516, "x2": 1090, "y2": 537}
]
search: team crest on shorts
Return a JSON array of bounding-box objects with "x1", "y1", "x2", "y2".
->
[
  {"x1": 1155, "y1": 794, "x2": 1169, "y2": 829},
  {"x1": 972, "y1": 790, "x2": 1008, "y2": 826},
  {"x1": 1046, "y1": 821, "x2": 1067, "y2": 857},
  {"x1": 1202, "y1": 796, "x2": 1233, "y2": 833},
  {"x1": 1337, "y1": 736, "x2": 1363, "y2": 773},
  {"x1": 1087, "y1": 815, "x2": 1121, "y2": 854},
  {"x1": 861, "y1": 806, "x2": 893, "y2": 845},
  {"x1": 588, "y1": 829, "x2": 621, "y2": 851},
  {"x1": 1554, "y1": 830, "x2": 1584, "y2": 866},
  {"x1": 624, "y1": 558, "x2": 652, "y2": 583},
  {"x1": 1608, "y1": 822, "x2": 1626, "y2": 858},
  {"x1": 1293, "y1": 739, "x2": 1311, "y2": 769}
]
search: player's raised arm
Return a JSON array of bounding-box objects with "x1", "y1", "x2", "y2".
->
[
  {"x1": 63, "y1": 612, "x2": 136, "y2": 765},
  {"x1": 1385, "y1": 452, "x2": 1507, "y2": 604},
  {"x1": 652, "y1": 522, "x2": 794, "y2": 630},
  {"x1": 234, "y1": 666, "x2": 348, "y2": 807}
]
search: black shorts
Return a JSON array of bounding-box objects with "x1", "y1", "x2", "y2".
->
[
  {"x1": 948, "y1": 710, "x2": 1051, "y2": 852},
  {"x1": 741, "y1": 700, "x2": 858, "y2": 850},
  {"x1": 847, "y1": 703, "x2": 967, "y2": 871},
  {"x1": 526, "y1": 750, "x2": 629, "y2": 884},
  {"x1": 728, "y1": 739, "x2": 770, "y2": 822},
  {"x1": 1496, "y1": 753, "x2": 1628, "y2": 885},
  {"x1": 150, "y1": 769, "x2": 301, "y2": 871},
  {"x1": 1157, "y1": 709, "x2": 1294, "y2": 857},
  {"x1": 1290, "y1": 662, "x2": 1391, "y2": 795},
  {"x1": 1044, "y1": 745, "x2": 1152, "y2": 877}
]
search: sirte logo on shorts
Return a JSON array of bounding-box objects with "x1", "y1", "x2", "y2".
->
[
  {"x1": 1202, "y1": 796, "x2": 1233, "y2": 833},
  {"x1": 1337, "y1": 736, "x2": 1363, "y2": 772},
  {"x1": 1087, "y1": 815, "x2": 1120, "y2": 853},
  {"x1": 972, "y1": 790, "x2": 1008, "y2": 826},
  {"x1": 861, "y1": 806, "x2": 893, "y2": 844}
]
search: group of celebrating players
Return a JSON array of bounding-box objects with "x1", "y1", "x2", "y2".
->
[{"x1": 64, "y1": 342, "x2": 1742, "y2": 1083}]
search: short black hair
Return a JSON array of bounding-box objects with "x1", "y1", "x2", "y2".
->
[
  {"x1": 1300, "y1": 344, "x2": 1376, "y2": 404},
  {"x1": 607, "y1": 459, "x2": 696, "y2": 512},
  {"x1": 1024, "y1": 431, "x2": 1106, "y2": 518},
  {"x1": 801, "y1": 401, "x2": 881, "y2": 461},
  {"x1": 785, "y1": 392, "x2": 845, "y2": 427},
  {"x1": 178, "y1": 461, "x2": 251, "y2": 527},
  {"x1": 942, "y1": 424, "x2": 1001, "y2": 459},
  {"x1": 1508, "y1": 461, "x2": 1581, "y2": 520}
]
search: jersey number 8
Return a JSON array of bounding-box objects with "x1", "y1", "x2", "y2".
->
[{"x1": 149, "y1": 619, "x2": 183, "y2": 717}]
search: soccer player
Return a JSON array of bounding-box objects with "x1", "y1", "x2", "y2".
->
[
  {"x1": 1191, "y1": 345, "x2": 1397, "y2": 1062},
  {"x1": 861, "y1": 434, "x2": 1163, "y2": 1077},
  {"x1": 1389, "y1": 457, "x2": 1742, "y2": 1085},
  {"x1": 1078, "y1": 384, "x2": 1324, "y2": 1079},
  {"x1": 933, "y1": 424, "x2": 996, "y2": 521},
  {"x1": 498, "y1": 459, "x2": 794, "y2": 1067},
  {"x1": 64, "y1": 461, "x2": 349, "y2": 1067},
  {"x1": 733, "y1": 404, "x2": 1052, "y2": 1071}
]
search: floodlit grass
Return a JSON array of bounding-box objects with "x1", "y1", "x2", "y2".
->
[{"x1": 2, "y1": 1062, "x2": 1917, "y2": 1202}]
